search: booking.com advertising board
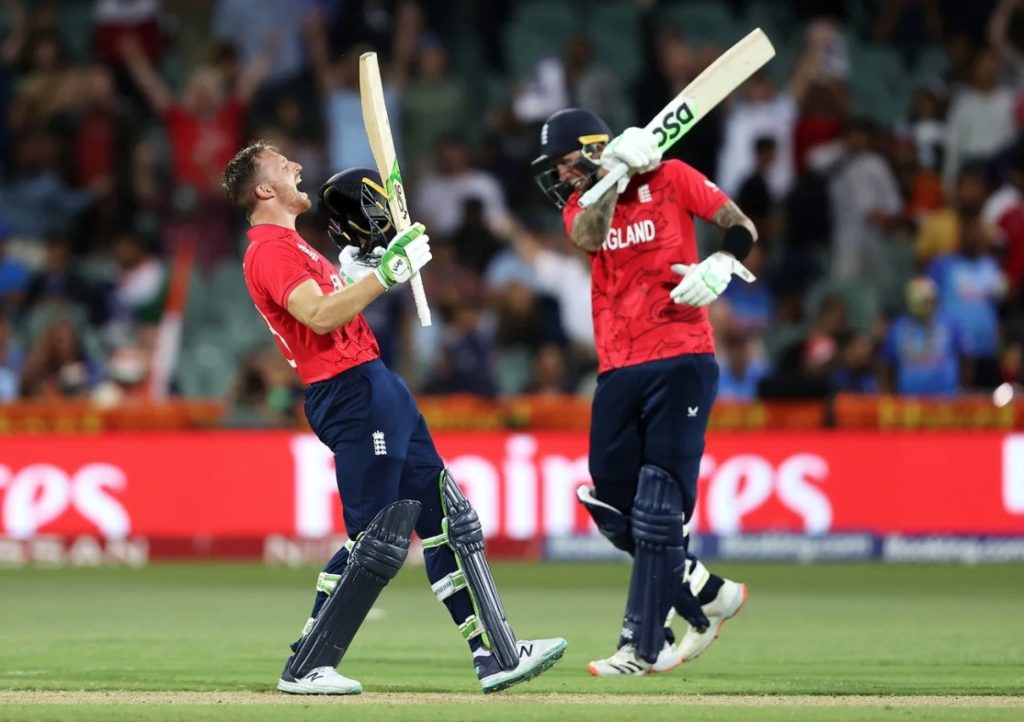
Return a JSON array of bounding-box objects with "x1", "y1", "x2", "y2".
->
[{"x1": 2, "y1": 431, "x2": 1024, "y2": 566}]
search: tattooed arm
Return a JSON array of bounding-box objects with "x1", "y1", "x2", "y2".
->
[
  {"x1": 711, "y1": 198, "x2": 759, "y2": 243},
  {"x1": 569, "y1": 185, "x2": 617, "y2": 252}
]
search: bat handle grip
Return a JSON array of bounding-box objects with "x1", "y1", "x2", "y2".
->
[
  {"x1": 578, "y1": 163, "x2": 628, "y2": 208},
  {"x1": 410, "y1": 272, "x2": 431, "y2": 326}
]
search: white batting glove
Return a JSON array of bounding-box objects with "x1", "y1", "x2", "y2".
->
[
  {"x1": 669, "y1": 252, "x2": 756, "y2": 307},
  {"x1": 338, "y1": 245, "x2": 384, "y2": 285},
  {"x1": 601, "y1": 127, "x2": 662, "y2": 175}
]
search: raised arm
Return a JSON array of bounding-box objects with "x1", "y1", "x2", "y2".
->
[
  {"x1": 236, "y1": 31, "x2": 277, "y2": 105},
  {"x1": 989, "y1": 0, "x2": 1024, "y2": 71},
  {"x1": 118, "y1": 33, "x2": 172, "y2": 114},
  {"x1": 302, "y1": 7, "x2": 340, "y2": 95}
]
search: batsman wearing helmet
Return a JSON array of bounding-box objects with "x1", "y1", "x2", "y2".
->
[
  {"x1": 532, "y1": 110, "x2": 753, "y2": 675},
  {"x1": 223, "y1": 142, "x2": 566, "y2": 695}
]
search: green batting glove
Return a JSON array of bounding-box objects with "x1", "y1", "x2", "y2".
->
[{"x1": 373, "y1": 222, "x2": 432, "y2": 289}]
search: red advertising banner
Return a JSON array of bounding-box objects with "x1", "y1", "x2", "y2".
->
[{"x1": 1, "y1": 431, "x2": 1023, "y2": 543}]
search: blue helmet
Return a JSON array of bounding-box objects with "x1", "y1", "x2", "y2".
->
[{"x1": 531, "y1": 108, "x2": 611, "y2": 208}]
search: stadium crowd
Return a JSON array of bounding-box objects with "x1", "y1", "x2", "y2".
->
[{"x1": 2, "y1": 0, "x2": 1024, "y2": 424}]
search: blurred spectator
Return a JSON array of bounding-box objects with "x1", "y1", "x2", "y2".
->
[
  {"x1": 563, "y1": 35, "x2": 628, "y2": 133},
  {"x1": 717, "y1": 73, "x2": 797, "y2": 201},
  {"x1": 634, "y1": 18, "x2": 721, "y2": 177},
  {"x1": 19, "y1": 315, "x2": 104, "y2": 398},
  {"x1": 983, "y1": 139, "x2": 1024, "y2": 295},
  {"x1": 415, "y1": 133, "x2": 510, "y2": 239},
  {"x1": 7, "y1": 24, "x2": 79, "y2": 135},
  {"x1": 490, "y1": 280, "x2": 563, "y2": 396},
  {"x1": 0, "y1": 129, "x2": 99, "y2": 241},
  {"x1": 401, "y1": 33, "x2": 468, "y2": 178},
  {"x1": 108, "y1": 230, "x2": 166, "y2": 334},
  {"x1": 735, "y1": 137, "x2": 777, "y2": 233},
  {"x1": 915, "y1": 162, "x2": 992, "y2": 265},
  {"x1": 928, "y1": 220, "x2": 1007, "y2": 389},
  {"x1": 905, "y1": 88, "x2": 946, "y2": 174},
  {"x1": 791, "y1": 19, "x2": 849, "y2": 175},
  {"x1": 892, "y1": 136, "x2": 945, "y2": 223},
  {"x1": 213, "y1": 0, "x2": 305, "y2": 87},
  {"x1": 525, "y1": 345, "x2": 574, "y2": 396},
  {"x1": 451, "y1": 198, "x2": 503, "y2": 273},
  {"x1": 305, "y1": 18, "x2": 403, "y2": 173},
  {"x1": 942, "y1": 47, "x2": 1015, "y2": 191},
  {"x1": 882, "y1": 276, "x2": 964, "y2": 396},
  {"x1": 872, "y1": 0, "x2": 943, "y2": 68},
  {"x1": 717, "y1": 330, "x2": 769, "y2": 401},
  {"x1": 830, "y1": 331, "x2": 880, "y2": 393},
  {"x1": 22, "y1": 235, "x2": 107, "y2": 325},
  {"x1": 803, "y1": 294, "x2": 849, "y2": 378},
  {"x1": 422, "y1": 297, "x2": 497, "y2": 398},
  {"x1": 91, "y1": 0, "x2": 163, "y2": 100},
  {"x1": 0, "y1": 313, "x2": 22, "y2": 400},
  {"x1": 119, "y1": 33, "x2": 271, "y2": 198},
  {"x1": 827, "y1": 118, "x2": 902, "y2": 284},
  {"x1": 500, "y1": 218, "x2": 595, "y2": 371},
  {"x1": 0, "y1": 224, "x2": 30, "y2": 314},
  {"x1": 222, "y1": 346, "x2": 303, "y2": 428}
]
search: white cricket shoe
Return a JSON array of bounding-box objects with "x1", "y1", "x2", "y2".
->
[
  {"x1": 666, "y1": 579, "x2": 747, "y2": 667},
  {"x1": 477, "y1": 637, "x2": 567, "y2": 693},
  {"x1": 587, "y1": 644, "x2": 653, "y2": 676},
  {"x1": 277, "y1": 665, "x2": 363, "y2": 695}
]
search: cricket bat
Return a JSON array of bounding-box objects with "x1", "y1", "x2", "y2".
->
[
  {"x1": 359, "y1": 51, "x2": 432, "y2": 326},
  {"x1": 579, "y1": 28, "x2": 775, "y2": 208}
]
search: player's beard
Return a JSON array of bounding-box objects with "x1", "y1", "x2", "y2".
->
[{"x1": 290, "y1": 186, "x2": 312, "y2": 213}]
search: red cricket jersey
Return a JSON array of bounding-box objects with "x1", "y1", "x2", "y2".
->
[
  {"x1": 243, "y1": 224, "x2": 380, "y2": 384},
  {"x1": 563, "y1": 159, "x2": 729, "y2": 373}
]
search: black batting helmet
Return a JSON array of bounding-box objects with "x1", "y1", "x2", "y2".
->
[
  {"x1": 531, "y1": 108, "x2": 611, "y2": 208},
  {"x1": 318, "y1": 168, "x2": 394, "y2": 251}
]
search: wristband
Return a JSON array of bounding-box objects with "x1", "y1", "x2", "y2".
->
[{"x1": 721, "y1": 225, "x2": 754, "y2": 262}]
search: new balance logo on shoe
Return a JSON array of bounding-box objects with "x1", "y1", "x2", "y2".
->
[
  {"x1": 307, "y1": 670, "x2": 323, "y2": 682},
  {"x1": 372, "y1": 430, "x2": 387, "y2": 456},
  {"x1": 518, "y1": 643, "x2": 534, "y2": 658},
  {"x1": 687, "y1": 406, "x2": 699, "y2": 417}
]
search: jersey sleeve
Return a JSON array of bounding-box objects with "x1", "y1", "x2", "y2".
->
[
  {"x1": 668, "y1": 159, "x2": 730, "y2": 222},
  {"x1": 249, "y1": 242, "x2": 314, "y2": 308}
]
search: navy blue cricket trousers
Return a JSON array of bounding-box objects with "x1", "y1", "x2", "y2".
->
[
  {"x1": 588, "y1": 353, "x2": 719, "y2": 523},
  {"x1": 303, "y1": 358, "x2": 475, "y2": 628}
]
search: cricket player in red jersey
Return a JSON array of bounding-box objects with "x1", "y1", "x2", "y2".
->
[
  {"x1": 223, "y1": 142, "x2": 565, "y2": 695},
  {"x1": 532, "y1": 110, "x2": 755, "y2": 675}
]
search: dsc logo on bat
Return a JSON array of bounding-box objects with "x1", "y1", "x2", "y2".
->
[{"x1": 652, "y1": 99, "x2": 697, "y2": 149}]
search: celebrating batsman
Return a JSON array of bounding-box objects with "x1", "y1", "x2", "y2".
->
[
  {"x1": 223, "y1": 143, "x2": 566, "y2": 695},
  {"x1": 532, "y1": 109, "x2": 753, "y2": 675}
]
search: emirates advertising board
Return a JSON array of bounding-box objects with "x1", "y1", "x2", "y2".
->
[{"x1": 2, "y1": 431, "x2": 1023, "y2": 565}]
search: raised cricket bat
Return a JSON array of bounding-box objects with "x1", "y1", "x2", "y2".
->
[
  {"x1": 579, "y1": 28, "x2": 775, "y2": 208},
  {"x1": 359, "y1": 52, "x2": 431, "y2": 326}
]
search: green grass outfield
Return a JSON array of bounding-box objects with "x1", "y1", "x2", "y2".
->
[{"x1": 1, "y1": 562, "x2": 1022, "y2": 721}]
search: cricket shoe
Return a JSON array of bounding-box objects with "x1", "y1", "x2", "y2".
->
[
  {"x1": 587, "y1": 644, "x2": 653, "y2": 676},
  {"x1": 277, "y1": 662, "x2": 362, "y2": 695},
  {"x1": 665, "y1": 578, "x2": 747, "y2": 667},
  {"x1": 476, "y1": 638, "x2": 568, "y2": 693}
]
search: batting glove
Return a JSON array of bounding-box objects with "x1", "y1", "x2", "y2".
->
[
  {"x1": 338, "y1": 245, "x2": 384, "y2": 285},
  {"x1": 374, "y1": 222, "x2": 432, "y2": 289},
  {"x1": 669, "y1": 251, "x2": 756, "y2": 307},
  {"x1": 601, "y1": 127, "x2": 662, "y2": 175}
]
